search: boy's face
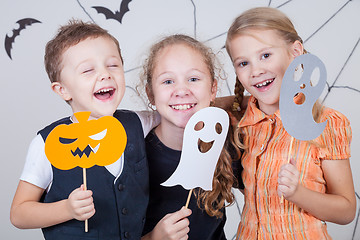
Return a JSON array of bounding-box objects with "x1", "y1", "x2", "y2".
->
[{"x1": 53, "y1": 36, "x2": 125, "y2": 119}]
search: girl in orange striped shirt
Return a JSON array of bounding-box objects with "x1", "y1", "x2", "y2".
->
[{"x1": 225, "y1": 7, "x2": 356, "y2": 239}]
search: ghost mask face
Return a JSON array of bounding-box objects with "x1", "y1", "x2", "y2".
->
[
  {"x1": 161, "y1": 107, "x2": 229, "y2": 191},
  {"x1": 279, "y1": 53, "x2": 327, "y2": 141},
  {"x1": 189, "y1": 109, "x2": 228, "y2": 157}
]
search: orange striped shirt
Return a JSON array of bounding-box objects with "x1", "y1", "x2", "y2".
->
[{"x1": 236, "y1": 96, "x2": 351, "y2": 240}]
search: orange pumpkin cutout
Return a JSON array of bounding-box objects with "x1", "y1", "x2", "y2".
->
[{"x1": 45, "y1": 111, "x2": 127, "y2": 170}]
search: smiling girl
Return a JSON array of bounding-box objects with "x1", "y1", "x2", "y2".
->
[
  {"x1": 225, "y1": 7, "x2": 356, "y2": 239},
  {"x1": 140, "y1": 34, "x2": 238, "y2": 240}
]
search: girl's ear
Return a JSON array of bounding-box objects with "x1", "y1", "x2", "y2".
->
[
  {"x1": 145, "y1": 84, "x2": 155, "y2": 105},
  {"x1": 210, "y1": 80, "x2": 218, "y2": 102},
  {"x1": 51, "y1": 82, "x2": 71, "y2": 101},
  {"x1": 291, "y1": 40, "x2": 304, "y2": 58}
]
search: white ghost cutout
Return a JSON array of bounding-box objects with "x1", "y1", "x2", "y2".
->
[
  {"x1": 161, "y1": 107, "x2": 229, "y2": 191},
  {"x1": 280, "y1": 53, "x2": 327, "y2": 141}
]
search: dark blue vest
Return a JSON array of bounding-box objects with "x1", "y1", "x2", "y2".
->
[{"x1": 39, "y1": 110, "x2": 149, "y2": 240}]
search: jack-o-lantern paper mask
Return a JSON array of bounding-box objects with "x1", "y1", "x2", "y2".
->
[
  {"x1": 161, "y1": 107, "x2": 229, "y2": 191},
  {"x1": 279, "y1": 54, "x2": 327, "y2": 141},
  {"x1": 45, "y1": 111, "x2": 127, "y2": 170}
]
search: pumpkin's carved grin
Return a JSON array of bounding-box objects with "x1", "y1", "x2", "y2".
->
[
  {"x1": 70, "y1": 143, "x2": 100, "y2": 158},
  {"x1": 71, "y1": 145, "x2": 93, "y2": 158}
]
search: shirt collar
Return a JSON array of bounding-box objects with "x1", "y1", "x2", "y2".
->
[{"x1": 238, "y1": 96, "x2": 281, "y2": 128}]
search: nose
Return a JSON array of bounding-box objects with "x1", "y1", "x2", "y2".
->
[
  {"x1": 174, "y1": 83, "x2": 190, "y2": 97},
  {"x1": 251, "y1": 62, "x2": 265, "y2": 78},
  {"x1": 99, "y1": 68, "x2": 111, "y2": 81}
]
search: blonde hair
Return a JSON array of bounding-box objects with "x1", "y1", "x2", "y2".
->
[
  {"x1": 139, "y1": 34, "x2": 236, "y2": 217},
  {"x1": 225, "y1": 7, "x2": 304, "y2": 53}
]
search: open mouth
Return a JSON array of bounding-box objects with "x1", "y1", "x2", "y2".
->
[
  {"x1": 197, "y1": 139, "x2": 214, "y2": 153},
  {"x1": 255, "y1": 79, "x2": 274, "y2": 88},
  {"x1": 94, "y1": 88, "x2": 115, "y2": 100},
  {"x1": 170, "y1": 103, "x2": 196, "y2": 110}
]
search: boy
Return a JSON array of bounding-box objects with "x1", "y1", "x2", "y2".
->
[{"x1": 10, "y1": 20, "x2": 157, "y2": 240}]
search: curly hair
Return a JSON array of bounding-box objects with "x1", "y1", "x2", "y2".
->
[{"x1": 195, "y1": 124, "x2": 240, "y2": 218}]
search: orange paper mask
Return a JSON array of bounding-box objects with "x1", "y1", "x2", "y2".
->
[{"x1": 45, "y1": 111, "x2": 127, "y2": 170}]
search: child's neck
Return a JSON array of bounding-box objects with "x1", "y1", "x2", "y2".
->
[
  {"x1": 154, "y1": 123, "x2": 184, "y2": 151},
  {"x1": 258, "y1": 101, "x2": 279, "y2": 116},
  {"x1": 70, "y1": 113, "x2": 101, "y2": 123}
]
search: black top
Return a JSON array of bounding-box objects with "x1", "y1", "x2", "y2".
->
[{"x1": 143, "y1": 130, "x2": 227, "y2": 240}]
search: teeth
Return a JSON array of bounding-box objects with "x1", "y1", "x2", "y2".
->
[
  {"x1": 171, "y1": 104, "x2": 195, "y2": 110},
  {"x1": 256, "y1": 79, "x2": 273, "y2": 88},
  {"x1": 92, "y1": 143, "x2": 100, "y2": 153},
  {"x1": 96, "y1": 88, "x2": 113, "y2": 94}
]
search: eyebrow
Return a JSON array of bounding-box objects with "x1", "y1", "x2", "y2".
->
[
  {"x1": 256, "y1": 46, "x2": 274, "y2": 55},
  {"x1": 75, "y1": 55, "x2": 122, "y2": 69},
  {"x1": 233, "y1": 46, "x2": 274, "y2": 63},
  {"x1": 154, "y1": 71, "x2": 172, "y2": 80},
  {"x1": 75, "y1": 60, "x2": 91, "y2": 69},
  {"x1": 156, "y1": 68, "x2": 207, "y2": 78},
  {"x1": 189, "y1": 68, "x2": 207, "y2": 75}
]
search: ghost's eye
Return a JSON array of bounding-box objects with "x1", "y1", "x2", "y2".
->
[
  {"x1": 194, "y1": 121, "x2": 204, "y2": 131},
  {"x1": 215, "y1": 123, "x2": 222, "y2": 134},
  {"x1": 89, "y1": 129, "x2": 107, "y2": 140},
  {"x1": 59, "y1": 137, "x2": 77, "y2": 144}
]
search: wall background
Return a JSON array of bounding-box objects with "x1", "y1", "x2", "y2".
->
[{"x1": 1, "y1": 0, "x2": 359, "y2": 239}]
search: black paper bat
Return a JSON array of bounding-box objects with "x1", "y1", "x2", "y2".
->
[
  {"x1": 92, "y1": 0, "x2": 132, "y2": 23},
  {"x1": 5, "y1": 18, "x2": 41, "y2": 60}
]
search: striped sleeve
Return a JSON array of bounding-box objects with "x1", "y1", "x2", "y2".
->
[{"x1": 316, "y1": 108, "x2": 352, "y2": 160}]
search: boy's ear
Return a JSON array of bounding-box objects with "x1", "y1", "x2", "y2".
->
[
  {"x1": 291, "y1": 40, "x2": 304, "y2": 58},
  {"x1": 210, "y1": 80, "x2": 218, "y2": 102},
  {"x1": 51, "y1": 82, "x2": 71, "y2": 101}
]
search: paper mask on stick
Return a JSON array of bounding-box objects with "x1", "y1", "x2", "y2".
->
[
  {"x1": 161, "y1": 107, "x2": 229, "y2": 191},
  {"x1": 45, "y1": 111, "x2": 127, "y2": 170},
  {"x1": 45, "y1": 111, "x2": 127, "y2": 232},
  {"x1": 279, "y1": 53, "x2": 327, "y2": 141}
]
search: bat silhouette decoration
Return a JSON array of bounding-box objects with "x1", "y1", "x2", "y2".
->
[
  {"x1": 92, "y1": 0, "x2": 132, "y2": 23},
  {"x1": 5, "y1": 18, "x2": 41, "y2": 60}
]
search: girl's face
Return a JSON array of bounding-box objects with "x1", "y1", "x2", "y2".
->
[
  {"x1": 149, "y1": 43, "x2": 217, "y2": 130},
  {"x1": 228, "y1": 29, "x2": 302, "y2": 115}
]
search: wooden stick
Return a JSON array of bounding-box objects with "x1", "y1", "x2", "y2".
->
[
  {"x1": 281, "y1": 136, "x2": 294, "y2": 203},
  {"x1": 83, "y1": 168, "x2": 88, "y2": 233},
  {"x1": 287, "y1": 136, "x2": 294, "y2": 164},
  {"x1": 184, "y1": 189, "x2": 193, "y2": 209}
]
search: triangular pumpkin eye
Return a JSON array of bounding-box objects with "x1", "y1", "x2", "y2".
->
[
  {"x1": 89, "y1": 129, "x2": 107, "y2": 140},
  {"x1": 59, "y1": 137, "x2": 78, "y2": 144}
]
